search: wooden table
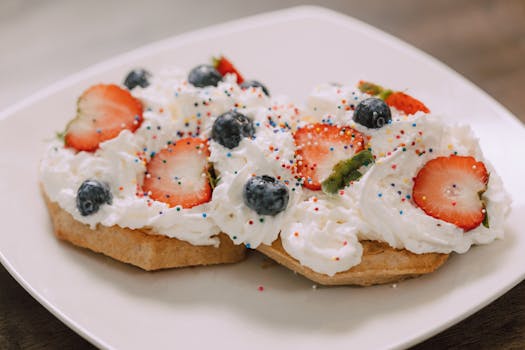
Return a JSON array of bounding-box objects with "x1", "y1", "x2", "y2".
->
[{"x1": 1, "y1": 0, "x2": 523, "y2": 348}]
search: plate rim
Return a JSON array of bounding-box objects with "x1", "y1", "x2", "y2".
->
[{"x1": 1, "y1": 5, "x2": 524, "y2": 350}]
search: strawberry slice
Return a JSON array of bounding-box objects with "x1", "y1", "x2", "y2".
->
[
  {"x1": 412, "y1": 155, "x2": 489, "y2": 231},
  {"x1": 385, "y1": 92, "x2": 430, "y2": 115},
  {"x1": 212, "y1": 56, "x2": 244, "y2": 84},
  {"x1": 65, "y1": 84, "x2": 143, "y2": 152},
  {"x1": 143, "y1": 137, "x2": 212, "y2": 208},
  {"x1": 357, "y1": 80, "x2": 430, "y2": 115},
  {"x1": 294, "y1": 123, "x2": 364, "y2": 190}
]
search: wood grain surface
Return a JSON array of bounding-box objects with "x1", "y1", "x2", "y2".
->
[{"x1": 1, "y1": 0, "x2": 523, "y2": 349}]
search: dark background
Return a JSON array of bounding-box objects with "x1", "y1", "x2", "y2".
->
[{"x1": 1, "y1": 1, "x2": 523, "y2": 348}]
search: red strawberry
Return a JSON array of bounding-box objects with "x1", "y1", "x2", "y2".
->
[
  {"x1": 213, "y1": 56, "x2": 244, "y2": 84},
  {"x1": 357, "y1": 80, "x2": 430, "y2": 115},
  {"x1": 385, "y1": 92, "x2": 430, "y2": 115},
  {"x1": 412, "y1": 155, "x2": 488, "y2": 231},
  {"x1": 65, "y1": 84, "x2": 143, "y2": 152},
  {"x1": 143, "y1": 137, "x2": 212, "y2": 208},
  {"x1": 294, "y1": 123, "x2": 365, "y2": 190}
]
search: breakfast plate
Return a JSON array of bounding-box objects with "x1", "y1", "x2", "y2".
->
[{"x1": 1, "y1": 6, "x2": 524, "y2": 349}]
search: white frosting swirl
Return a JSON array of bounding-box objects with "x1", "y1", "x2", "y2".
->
[{"x1": 281, "y1": 194, "x2": 362, "y2": 276}]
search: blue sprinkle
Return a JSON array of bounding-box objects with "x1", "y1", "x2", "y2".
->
[
  {"x1": 399, "y1": 210, "x2": 404, "y2": 215},
  {"x1": 245, "y1": 243, "x2": 251, "y2": 249},
  {"x1": 226, "y1": 152, "x2": 232, "y2": 157},
  {"x1": 429, "y1": 148, "x2": 433, "y2": 153},
  {"x1": 202, "y1": 213, "x2": 207, "y2": 218},
  {"x1": 150, "y1": 151, "x2": 156, "y2": 158},
  {"x1": 378, "y1": 193, "x2": 383, "y2": 197},
  {"x1": 406, "y1": 194, "x2": 411, "y2": 199},
  {"x1": 329, "y1": 147, "x2": 334, "y2": 151},
  {"x1": 412, "y1": 123, "x2": 417, "y2": 127}
]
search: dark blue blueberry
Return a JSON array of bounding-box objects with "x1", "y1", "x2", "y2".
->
[
  {"x1": 243, "y1": 175, "x2": 289, "y2": 216},
  {"x1": 76, "y1": 180, "x2": 112, "y2": 216},
  {"x1": 240, "y1": 80, "x2": 270, "y2": 96},
  {"x1": 123, "y1": 69, "x2": 152, "y2": 90},
  {"x1": 353, "y1": 97, "x2": 392, "y2": 129},
  {"x1": 188, "y1": 64, "x2": 222, "y2": 87},
  {"x1": 212, "y1": 110, "x2": 255, "y2": 149}
]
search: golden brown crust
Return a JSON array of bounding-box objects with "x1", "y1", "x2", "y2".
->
[
  {"x1": 43, "y1": 192, "x2": 448, "y2": 283},
  {"x1": 44, "y1": 194, "x2": 246, "y2": 270},
  {"x1": 257, "y1": 237, "x2": 449, "y2": 286}
]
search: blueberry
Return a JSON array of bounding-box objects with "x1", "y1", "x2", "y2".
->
[
  {"x1": 76, "y1": 180, "x2": 112, "y2": 216},
  {"x1": 123, "y1": 69, "x2": 152, "y2": 90},
  {"x1": 240, "y1": 80, "x2": 270, "y2": 96},
  {"x1": 212, "y1": 110, "x2": 255, "y2": 149},
  {"x1": 353, "y1": 98, "x2": 392, "y2": 129},
  {"x1": 243, "y1": 175, "x2": 289, "y2": 216},
  {"x1": 188, "y1": 64, "x2": 222, "y2": 87}
]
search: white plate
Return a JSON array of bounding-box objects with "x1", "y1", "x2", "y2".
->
[{"x1": 1, "y1": 6, "x2": 524, "y2": 350}]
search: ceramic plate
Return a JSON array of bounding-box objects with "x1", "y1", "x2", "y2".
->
[{"x1": 1, "y1": 6, "x2": 524, "y2": 350}]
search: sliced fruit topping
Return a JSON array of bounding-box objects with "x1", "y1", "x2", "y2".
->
[
  {"x1": 353, "y1": 98, "x2": 392, "y2": 129},
  {"x1": 212, "y1": 55, "x2": 244, "y2": 84},
  {"x1": 142, "y1": 138, "x2": 212, "y2": 209},
  {"x1": 64, "y1": 84, "x2": 143, "y2": 152},
  {"x1": 123, "y1": 68, "x2": 152, "y2": 90},
  {"x1": 206, "y1": 164, "x2": 220, "y2": 189},
  {"x1": 412, "y1": 155, "x2": 489, "y2": 231},
  {"x1": 188, "y1": 64, "x2": 222, "y2": 87},
  {"x1": 385, "y1": 91, "x2": 430, "y2": 115},
  {"x1": 358, "y1": 80, "x2": 430, "y2": 115},
  {"x1": 240, "y1": 80, "x2": 270, "y2": 96},
  {"x1": 321, "y1": 149, "x2": 374, "y2": 194},
  {"x1": 76, "y1": 180, "x2": 112, "y2": 216},
  {"x1": 212, "y1": 110, "x2": 255, "y2": 149},
  {"x1": 294, "y1": 123, "x2": 365, "y2": 191},
  {"x1": 243, "y1": 175, "x2": 289, "y2": 216}
]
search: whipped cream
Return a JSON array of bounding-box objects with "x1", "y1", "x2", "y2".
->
[
  {"x1": 210, "y1": 103, "x2": 302, "y2": 248},
  {"x1": 40, "y1": 70, "x2": 271, "y2": 246},
  {"x1": 40, "y1": 72, "x2": 511, "y2": 275},
  {"x1": 345, "y1": 114, "x2": 510, "y2": 254},
  {"x1": 281, "y1": 194, "x2": 362, "y2": 276}
]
